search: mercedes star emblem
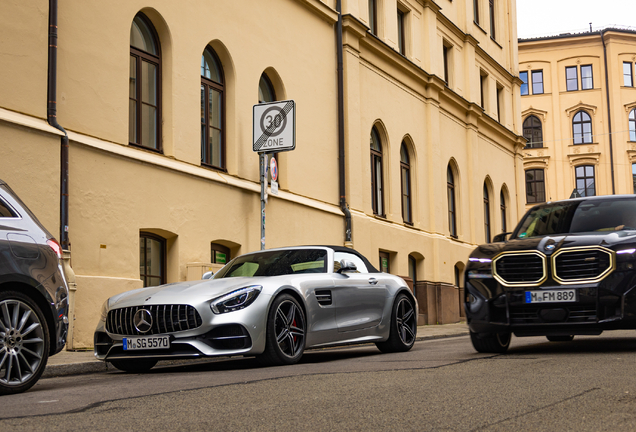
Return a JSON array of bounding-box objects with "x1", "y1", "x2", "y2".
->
[{"x1": 133, "y1": 309, "x2": 153, "y2": 334}]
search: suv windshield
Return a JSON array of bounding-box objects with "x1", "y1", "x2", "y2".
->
[
  {"x1": 214, "y1": 249, "x2": 328, "y2": 278},
  {"x1": 513, "y1": 197, "x2": 636, "y2": 239}
]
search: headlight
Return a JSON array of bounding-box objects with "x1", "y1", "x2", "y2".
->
[
  {"x1": 211, "y1": 285, "x2": 262, "y2": 314},
  {"x1": 100, "y1": 300, "x2": 109, "y2": 322}
]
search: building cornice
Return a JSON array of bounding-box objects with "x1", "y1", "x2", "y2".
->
[
  {"x1": 292, "y1": 0, "x2": 338, "y2": 24},
  {"x1": 0, "y1": 107, "x2": 65, "y2": 137}
]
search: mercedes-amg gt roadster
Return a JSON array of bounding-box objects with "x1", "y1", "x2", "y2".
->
[
  {"x1": 94, "y1": 246, "x2": 417, "y2": 372},
  {"x1": 465, "y1": 195, "x2": 636, "y2": 353}
]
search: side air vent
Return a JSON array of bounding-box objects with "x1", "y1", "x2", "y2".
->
[{"x1": 315, "y1": 290, "x2": 332, "y2": 306}]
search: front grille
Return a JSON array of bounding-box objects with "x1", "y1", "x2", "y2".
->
[
  {"x1": 494, "y1": 252, "x2": 546, "y2": 286},
  {"x1": 510, "y1": 305, "x2": 597, "y2": 324},
  {"x1": 553, "y1": 248, "x2": 613, "y2": 283},
  {"x1": 208, "y1": 325, "x2": 252, "y2": 350},
  {"x1": 106, "y1": 305, "x2": 203, "y2": 336}
]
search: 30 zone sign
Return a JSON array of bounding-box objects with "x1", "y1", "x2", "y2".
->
[{"x1": 253, "y1": 100, "x2": 296, "y2": 153}]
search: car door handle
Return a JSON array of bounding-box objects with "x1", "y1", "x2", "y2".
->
[{"x1": 368, "y1": 278, "x2": 378, "y2": 285}]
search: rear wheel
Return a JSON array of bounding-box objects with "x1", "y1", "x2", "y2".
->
[
  {"x1": 470, "y1": 331, "x2": 511, "y2": 353},
  {"x1": 546, "y1": 335, "x2": 574, "y2": 342},
  {"x1": 110, "y1": 359, "x2": 157, "y2": 373},
  {"x1": 0, "y1": 291, "x2": 50, "y2": 395},
  {"x1": 257, "y1": 294, "x2": 306, "y2": 366},
  {"x1": 376, "y1": 294, "x2": 417, "y2": 353}
]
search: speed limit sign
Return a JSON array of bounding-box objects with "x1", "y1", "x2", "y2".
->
[{"x1": 253, "y1": 100, "x2": 296, "y2": 153}]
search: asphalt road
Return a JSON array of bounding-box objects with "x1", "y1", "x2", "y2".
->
[{"x1": 2, "y1": 332, "x2": 636, "y2": 431}]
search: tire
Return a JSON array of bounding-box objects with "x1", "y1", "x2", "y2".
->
[
  {"x1": 257, "y1": 294, "x2": 306, "y2": 366},
  {"x1": 470, "y1": 330, "x2": 511, "y2": 353},
  {"x1": 0, "y1": 291, "x2": 50, "y2": 395},
  {"x1": 546, "y1": 335, "x2": 574, "y2": 342},
  {"x1": 376, "y1": 293, "x2": 417, "y2": 353},
  {"x1": 110, "y1": 359, "x2": 158, "y2": 373}
]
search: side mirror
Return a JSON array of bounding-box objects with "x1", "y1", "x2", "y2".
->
[
  {"x1": 202, "y1": 271, "x2": 214, "y2": 280},
  {"x1": 492, "y1": 232, "x2": 512, "y2": 243},
  {"x1": 337, "y1": 259, "x2": 358, "y2": 273}
]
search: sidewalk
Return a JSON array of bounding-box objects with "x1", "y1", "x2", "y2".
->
[{"x1": 43, "y1": 322, "x2": 469, "y2": 378}]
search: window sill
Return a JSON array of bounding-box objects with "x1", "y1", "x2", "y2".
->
[
  {"x1": 129, "y1": 142, "x2": 163, "y2": 154},
  {"x1": 201, "y1": 162, "x2": 227, "y2": 173},
  {"x1": 490, "y1": 36, "x2": 502, "y2": 49},
  {"x1": 474, "y1": 22, "x2": 487, "y2": 35}
]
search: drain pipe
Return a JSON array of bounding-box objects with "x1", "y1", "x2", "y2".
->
[
  {"x1": 48, "y1": 0, "x2": 76, "y2": 349},
  {"x1": 601, "y1": 29, "x2": 616, "y2": 195},
  {"x1": 47, "y1": 0, "x2": 70, "y2": 248},
  {"x1": 336, "y1": 0, "x2": 352, "y2": 245}
]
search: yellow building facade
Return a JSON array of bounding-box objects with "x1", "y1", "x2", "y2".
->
[
  {"x1": 519, "y1": 28, "x2": 636, "y2": 206},
  {"x1": 0, "y1": 0, "x2": 524, "y2": 348}
]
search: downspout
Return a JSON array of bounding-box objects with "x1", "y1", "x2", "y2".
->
[
  {"x1": 47, "y1": 0, "x2": 70, "y2": 248},
  {"x1": 601, "y1": 30, "x2": 616, "y2": 195},
  {"x1": 48, "y1": 0, "x2": 76, "y2": 349},
  {"x1": 336, "y1": 0, "x2": 353, "y2": 245}
]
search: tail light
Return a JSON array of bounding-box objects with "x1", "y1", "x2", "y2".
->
[{"x1": 47, "y1": 238, "x2": 63, "y2": 260}]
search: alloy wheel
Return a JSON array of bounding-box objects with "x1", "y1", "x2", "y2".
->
[
  {"x1": 396, "y1": 297, "x2": 416, "y2": 345},
  {"x1": 0, "y1": 299, "x2": 46, "y2": 387},
  {"x1": 274, "y1": 300, "x2": 305, "y2": 358}
]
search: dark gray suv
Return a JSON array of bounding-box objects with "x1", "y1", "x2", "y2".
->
[{"x1": 0, "y1": 179, "x2": 69, "y2": 395}]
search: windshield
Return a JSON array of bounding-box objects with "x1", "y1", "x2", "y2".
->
[
  {"x1": 513, "y1": 197, "x2": 636, "y2": 239},
  {"x1": 214, "y1": 249, "x2": 328, "y2": 278}
]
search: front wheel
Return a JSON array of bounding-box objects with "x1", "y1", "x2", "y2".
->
[
  {"x1": 110, "y1": 359, "x2": 157, "y2": 373},
  {"x1": 0, "y1": 291, "x2": 50, "y2": 395},
  {"x1": 470, "y1": 331, "x2": 511, "y2": 353},
  {"x1": 376, "y1": 293, "x2": 417, "y2": 353},
  {"x1": 257, "y1": 294, "x2": 306, "y2": 366}
]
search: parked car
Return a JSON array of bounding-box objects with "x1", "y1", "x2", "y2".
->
[
  {"x1": 94, "y1": 246, "x2": 417, "y2": 372},
  {"x1": 464, "y1": 195, "x2": 636, "y2": 353},
  {"x1": 0, "y1": 179, "x2": 69, "y2": 395}
]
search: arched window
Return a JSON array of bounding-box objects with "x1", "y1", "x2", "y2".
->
[
  {"x1": 454, "y1": 264, "x2": 462, "y2": 288},
  {"x1": 573, "y1": 110, "x2": 592, "y2": 144},
  {"x1": 370, "y1": 127, "x2": 384, "y2": 216},
  {"x1": 483, "y1": 183, "x2": 491, "y2": 243},
  {"x1": 629, "y1": 109, "x2": 636, "y2": 142},
  {"x1": 447, "y1": 165, "x2": 457, "y2": 238},
  {"x1": 523, "y1": 115, "x2": 543, "y2": 148},
  {"x1": 258, "y1": 73, "x2": 276, "y2": 104},
  {"x1": 575, "y1": 165, "x2": 596, "y2": 197},
  {"x1": 140, "y1": 232, "x2": 166, "y2": 287},
  {"x1": 130, "y1": 13, "x2": 161, "y2": 151},
  {"x1": 400, "y1": 142, "x2": 412, "y2": 224},
  {"x1": 500, "y1": 189, "x2": 507, "y2": 233},
  {"x1": 201, "y1": 46, "x2": 225, "y2": 169}
]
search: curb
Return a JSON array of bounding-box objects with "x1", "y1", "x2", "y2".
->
[{"x1": 42, "y1": 330, "x2": 470, "y2": 379}]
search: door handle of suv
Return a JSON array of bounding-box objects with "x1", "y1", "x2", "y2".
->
[{"x1": 368, "y1": 278, "x2": 378, "y2": 285}]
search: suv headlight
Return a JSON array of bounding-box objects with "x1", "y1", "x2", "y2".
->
[{"x1": 211, "y1": 285, "x2": 262, "y2": 314}]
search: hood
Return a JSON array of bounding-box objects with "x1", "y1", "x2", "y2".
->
[
  {"x1": 471, "y1": 230, "x2": 636, "y2": 260},
  {"x1": 108, "y1": 277, "x2": 261, "y2": 309}
]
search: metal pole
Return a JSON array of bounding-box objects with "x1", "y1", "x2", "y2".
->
[{"x1": 260, "y1": 152, "x2": 266, "y2": 250}]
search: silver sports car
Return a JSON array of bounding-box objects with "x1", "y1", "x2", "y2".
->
[{"x1": 94, "y1": 246, "x2": 417, "y2": 372}]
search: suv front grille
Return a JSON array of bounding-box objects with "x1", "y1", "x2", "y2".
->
[
  {"x1": 106, "y1": 304, "x2": 203, "y2": 336},
  {"x1": 553, "y1": 247, "x2": 614, "y2": 284},
  {"x1": 493, "y1": 252, "x2": 547, "y2": 286}
]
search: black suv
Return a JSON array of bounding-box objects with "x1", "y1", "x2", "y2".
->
[
  {"x1": 465, "y1": 195, "x2": 636, "y2": 353},
  {"x1": 0, "y1": 179, "x2": 69, "y2": 395}
]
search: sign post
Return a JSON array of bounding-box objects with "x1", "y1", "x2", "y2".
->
[{"x1": 253, "y1": 100, "x2": 296, "y2": 250}]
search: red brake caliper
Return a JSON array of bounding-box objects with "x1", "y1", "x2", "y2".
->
[{"x1": 292, "y1": 319, "x2": 297, "y2": 342}]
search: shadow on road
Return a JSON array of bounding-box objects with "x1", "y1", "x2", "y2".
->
[{"x1": 508, "y1": 336, "x2": 636, "y2": 355}]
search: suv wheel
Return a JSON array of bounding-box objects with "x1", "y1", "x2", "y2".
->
[{"x1": 0, "y1": 291, "x2": 50, "y2": 395}]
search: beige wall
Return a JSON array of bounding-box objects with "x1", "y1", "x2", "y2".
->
[
  {"x1": 0, "y1": 0, "x2": 523, "y2": 348},
  {"x1": 519, "y1": 30, "x2": 636, "y2": 206}
]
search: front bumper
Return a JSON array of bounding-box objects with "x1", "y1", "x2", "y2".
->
[
  {"x1": 94, "y1": 293, "x2": 271, "y2": 362},
  {"x1": 464, "y1": 278, "x2": 636, "y2": 337}
]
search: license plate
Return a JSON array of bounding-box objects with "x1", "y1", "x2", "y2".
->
[
  {"x1": 123, "y1": 335, "x2": 170, "y2": 351},
  {"x1": 525, "y1": 290, "x2": 577, "y2": 303}
]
